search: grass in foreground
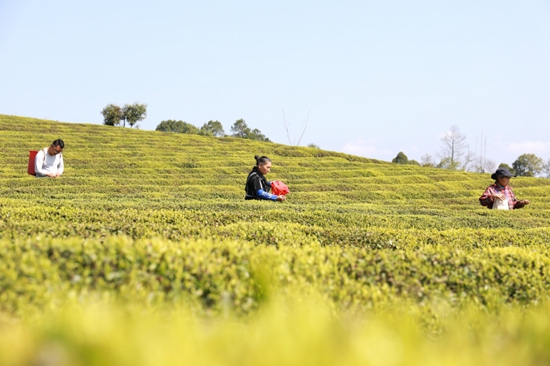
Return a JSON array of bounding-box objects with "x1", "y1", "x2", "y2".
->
[{"x1": 1, "y1": 294, "x2": 550, "y2": 366}]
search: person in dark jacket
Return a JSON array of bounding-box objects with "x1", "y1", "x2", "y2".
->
[
  {"x1": 245, "y1": 155, "x2": 286, "y2": 202},
  {"x1": 479, "y1": 167, "x2": 530, "y2": 210}
]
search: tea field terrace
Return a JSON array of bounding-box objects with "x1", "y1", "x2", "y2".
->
[
  {"x1": 1, "y1": 114, "x2": 550, "y2": 315},
  {"x1": 1, "y1": 114, "x2": 550, "y2": 239}
]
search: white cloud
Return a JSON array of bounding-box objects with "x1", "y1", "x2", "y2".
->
[
  {"x1": 341, "y1": 139, "x2": 392, "y2": 160},
  {"x1": 506, "y1": 140, "x2": 550, "y2": 156}
]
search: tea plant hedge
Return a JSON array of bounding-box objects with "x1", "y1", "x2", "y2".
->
[{"x1": 1, "y1": 114, "x2": 550, "y2": 314}]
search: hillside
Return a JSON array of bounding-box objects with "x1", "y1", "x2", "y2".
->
[
  {"x1": 2, "y1": 112, "x2": 550, "y2": 294},
  {"x1": 1, "y1": 114, "x2": 550, "y2": 239},
  {"x1": 2, "y1": 114, "x2": 550, "y2": 365}
]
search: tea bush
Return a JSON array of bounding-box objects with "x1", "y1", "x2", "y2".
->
[{"x1": 1, "y1": 114, "x2": 550, "y2": 364}]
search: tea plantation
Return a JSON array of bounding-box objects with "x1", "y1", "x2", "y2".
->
[{"x1": 1, "y1": 114, "x2": 550, "y2": 365}]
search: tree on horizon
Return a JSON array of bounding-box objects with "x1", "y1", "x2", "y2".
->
[
  {"x1": 101, "y1": 104, "x2": 123, "y2": 126},
  {"x1": 122, "y1": 103, "x2": 147, "y2": 128},
  {"x1": 230, "y1": 119, "x2": 270, "y2": 142},
  {"x1": 201, "y1": 120, "x2": 225, "y2": 137},
  {"x1": 156, "y1": 120, "x2": 199, "y2": 134},
  {"x1": 513, "y1": 154, "x2": 544, "y2": 177}
]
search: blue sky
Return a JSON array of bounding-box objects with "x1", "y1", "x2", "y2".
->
[{"x1": 1, "y1": 0, "x2": 549, "y2": 166}]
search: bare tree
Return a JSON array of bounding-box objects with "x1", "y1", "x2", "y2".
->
[
  {"x1": 471, "y1": 156, "x2": 496, "y2": 173},
  {"x1": 420, "y1": 153, "x2": 434, "y2": 167},
  {"x1": 439, "y1": 125, "x2": 467, "y2": 168},
  {"x1": 461, "y1": 149, "x2": 476, "y2": 171},
  {"x1": 484, "y1": 158, "x2": 497, "y2": 173},
  {"x1": 543, "y1": 158, "x2": 550, "y2": 178},
  {"x1": 282, "y1": 109, "x2": 310, "y2": 146}
]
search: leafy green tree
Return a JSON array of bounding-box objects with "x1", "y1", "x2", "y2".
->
[
  {"x1": 156, "y1": 120, "x2": 199, "y2": 134},
  {"x1": 156, "y1": 120, "x2": 180, "y2": 132},
  {"x1": 101, "y1": 104, "x2": 123, "y2": 126},
  {"x1": 230, "y1": 119, "x2": 271, "y2": 141},
  {"x1": 392, "y1": 152, "x2": 409, "y2": 164},
  {"x1": 498, "y1": 163, "x2": 515, "y2": 176},
  {"x1": 249, "y1": 128, "x2": 270, "y2": 142},
  {"x1": 512, "y1": 154, "x2": 543, "y2": 177},
  {"x1": 408, "y1": 159, "x2": 420, "y2": 166},
  {"x1": 122, "y1": 103, "x2": 147, "y2": 128},
  {"x1": 230, "y1": 119, "x2": 250, "y2": 138},
  {"x1": 200, "y1": 120, "x2": 225, "y2": 137},
  {"x1": 307, "y1": 143, "x2": 320, "y2": 149}
]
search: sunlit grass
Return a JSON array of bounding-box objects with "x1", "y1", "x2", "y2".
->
[
  {"x1": 1, "y1": 293, "x2": 550, "y2": 366},
  {"x1": 2, "y1": 115, "x2": 550, "y2": 365}
]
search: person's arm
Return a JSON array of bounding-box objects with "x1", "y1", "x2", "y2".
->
[
  {"x1": 35, "y1": 149, "x2": 49, "y2": 177},
  {"x1": 510, "y1": 188, "x2": 529, "y2": 209},
  {"x1": 57, "y1": 153, "x2": 64, "y2": 176},
  {"x1": 256, "y1": 189, "x2": 286, "y2": 202},
  {"x1": 479, "y1": 186, "x2": 495, "y2": 208},
  {"x1": 256, "y1": 189, "x2": 278, "y2": 201}
]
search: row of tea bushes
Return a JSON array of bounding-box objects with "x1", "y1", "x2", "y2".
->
[{"x1": 2, "y1": 236, "x2": 549, "y2": 315}]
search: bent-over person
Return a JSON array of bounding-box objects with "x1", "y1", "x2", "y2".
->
[
  {"x1": 245, "y1": 155, "x2": 286, "y2": 202},
  {"x1": 35, "y1": 139, "x2": 65, "y2": 178}
]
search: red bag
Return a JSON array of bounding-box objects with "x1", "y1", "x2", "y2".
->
[
  {"x1": 28, "y1": 150, "x2": 38, "y2": 176},
  {"x1": 271, "y1": 180, "x2": 290, "y2": 196}
]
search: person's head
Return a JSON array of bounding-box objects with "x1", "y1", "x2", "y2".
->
[
  {"x1": 255, "y1": 155, "x2": 272, "y2": 175},
  {"x1": 50, "y1": 139, "x2": 64, "y2": 155},
  {"x1": 491, "y1": 167, "x2": 513, "y2": 187}
]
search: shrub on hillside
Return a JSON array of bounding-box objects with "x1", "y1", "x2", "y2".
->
[{"x1": 157, "y1": 120, "x2": 200, "y2": 134}]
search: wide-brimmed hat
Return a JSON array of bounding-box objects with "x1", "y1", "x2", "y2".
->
[{"x1": 491, "y1": 168, "x2": 513, "y2": 180}]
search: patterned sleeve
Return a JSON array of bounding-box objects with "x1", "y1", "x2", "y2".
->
[
  {"x1": 479, "y1": 186, "x2": 494, "y2": 208},
  {"x1": 509, "y1": 188, "x2": 525, "y2": 209}
]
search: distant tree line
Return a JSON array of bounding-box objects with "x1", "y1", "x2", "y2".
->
[
  {"x1": 156, "y1": 118, "x2": 270, "y2": 142},
  {"x1": 156, "y1": 120, "x2": 225, "y2": 136},
  {"x1": 392, "y1": 125, "x2": 550, "y2": 178},
  {"x1": 100, "y1": 102, "x2": 283, "y2": 144}
]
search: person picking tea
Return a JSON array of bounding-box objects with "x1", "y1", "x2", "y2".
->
[
  {"x1": 244, "y1": 155, "x2": 286, "y2": 202},
  {"x1": 479, "y1": 168, "x2": 529, "y2": 210},
  {"x1": 35, "y1": 139, "x2": 65, "y2": 178}
]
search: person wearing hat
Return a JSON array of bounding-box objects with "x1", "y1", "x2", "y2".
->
[{"x1": 479, "y1": 167, "x2": 530, "y2": 210}]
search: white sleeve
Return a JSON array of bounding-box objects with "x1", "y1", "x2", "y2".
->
[
  {"x1": 35, "y1": 149, "x2": 48, "y2": 176},
  {"x1": 58, "y1": 153, "x2": 64, "y2": 175}
]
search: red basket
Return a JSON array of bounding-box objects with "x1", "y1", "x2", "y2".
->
[
  {"x1": 27, "y1": 150, "x2": 38, "y2": 175},
  {"x1": 271, "y1": 180, "x2": 289, "y2": 196}
]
